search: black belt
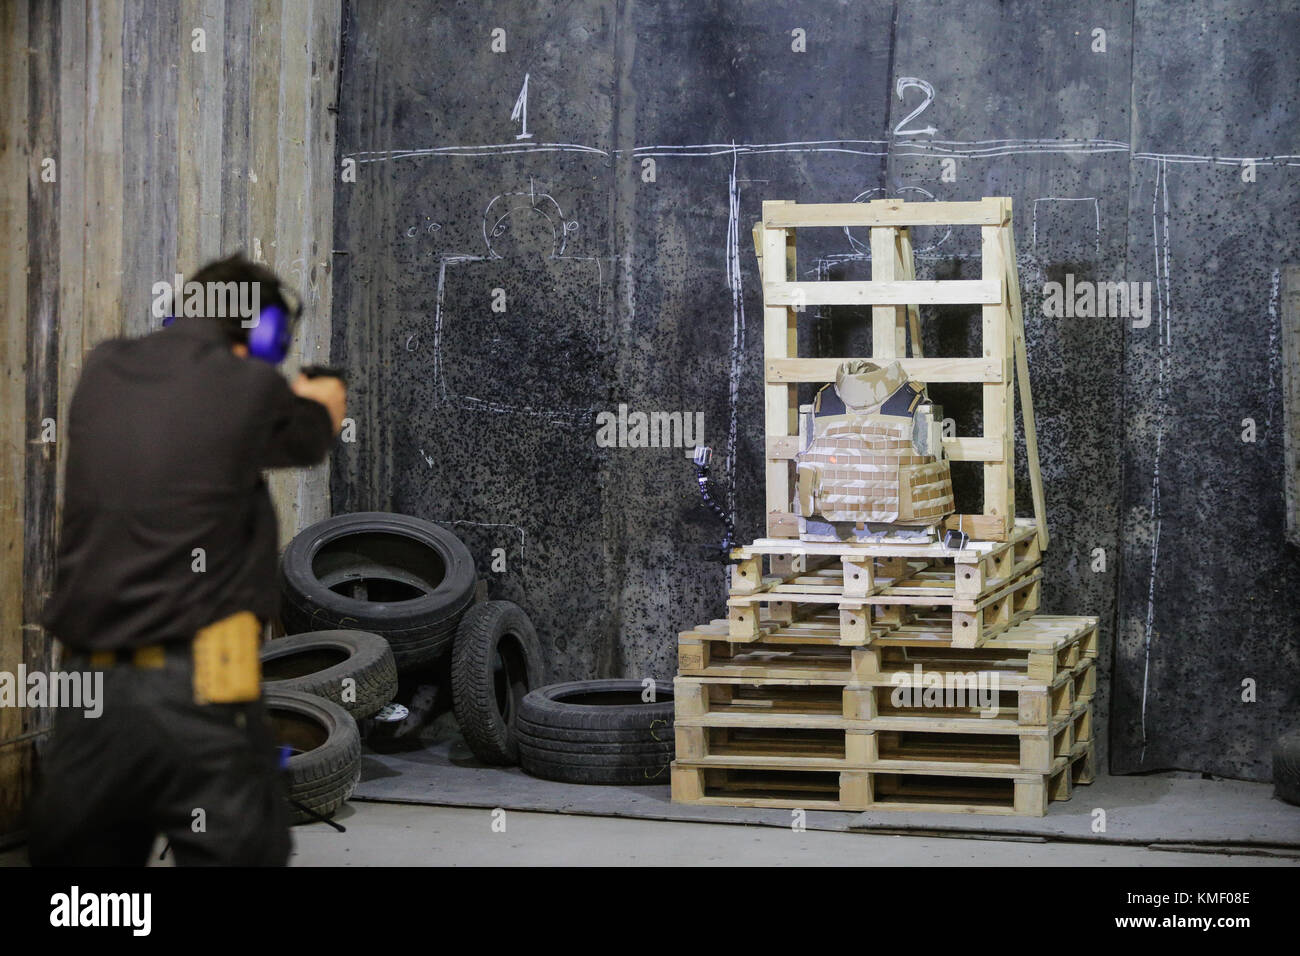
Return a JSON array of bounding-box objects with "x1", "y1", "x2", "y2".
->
[{"x1": 82, "y1": 642, "x2": 192, "y2": 670}]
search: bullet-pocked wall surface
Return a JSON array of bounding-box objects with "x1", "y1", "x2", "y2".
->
[{"x1": 330, "y1": 0, "x2": 1300, "y2": 781}]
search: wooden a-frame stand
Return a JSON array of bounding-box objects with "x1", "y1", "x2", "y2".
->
[{"x1": 752, "y1": 196, "x2": 1048, "y2": 548}]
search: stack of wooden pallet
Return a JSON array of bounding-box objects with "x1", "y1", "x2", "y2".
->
[
  {"x1": 670, "y1": 198, "x2": 1098, "y2": 816},
  {"x1": 670, "y1": 525, "x2": 1098, "y2": 815}
]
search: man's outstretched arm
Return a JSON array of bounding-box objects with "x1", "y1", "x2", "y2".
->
[{"x1": 260, "y1": 372, "x2": 345, "y2": 468}]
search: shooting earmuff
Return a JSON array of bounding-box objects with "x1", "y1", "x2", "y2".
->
[
  {"x1": 245, "y1": 284, "x2": 302, "y2": 365},
  {"x1": 161, "y1": 280, "x2": 303, "y2": 365}
]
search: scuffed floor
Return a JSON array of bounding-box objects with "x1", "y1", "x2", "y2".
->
[
  {"x1": 353, "y1": 732, "x2": 1300, "y2": 852},
  {"x1": 285, "y1": 803, "x2": 1296, "y2": 866}
]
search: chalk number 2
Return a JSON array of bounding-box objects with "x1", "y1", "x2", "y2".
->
[{"x1": 893, "y1": 77, "x2": 937, "y2": 137}]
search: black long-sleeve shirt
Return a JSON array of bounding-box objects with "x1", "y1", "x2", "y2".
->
[{"x1": 42, "y1": 317, "x2": 335, "y2": 651}]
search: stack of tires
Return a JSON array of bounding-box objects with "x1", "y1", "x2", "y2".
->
[
  {"x1": 517, "y1": 680, "x2": 675, "y2": 785},
  {"x1": 268, "y1": 509, "x2": 479, "y2": 824},
  {"x1": 267, "y1": 511, "x2": 676, "y2": 803},
  {"x1": 446, "y1": 613, "x2": 678, "y2": 784},
  {"x1": 260, "y1": 630, "x2": 398, "y2": 824},
  {"x1": 277, "y1": 512, "x2": 478, "y2": 672}
]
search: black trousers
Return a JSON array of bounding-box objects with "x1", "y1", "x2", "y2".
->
[{"x1": 27, "y1": 653, "x2": 291, "y2": 866}]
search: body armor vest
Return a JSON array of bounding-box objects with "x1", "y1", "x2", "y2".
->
[{"x1": 796, "y1": 360, "x2": 955, "y2": 527}]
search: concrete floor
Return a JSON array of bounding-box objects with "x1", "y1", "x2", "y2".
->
[
  {"x1": 2, "y1": 799, "x2": 1295, "y2": 866},
  {"x1": 355, "y1": 728, "x2": 1300, "y2": 848},
  {"x1": 286, "y1": 801, "x2": 1298, "y2": 866}
]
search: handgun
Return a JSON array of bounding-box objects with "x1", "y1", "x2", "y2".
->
[{"x1": 299, "y1": 364, "x2": 347, "y2": 384}]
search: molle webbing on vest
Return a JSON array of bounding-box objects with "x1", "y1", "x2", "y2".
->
[{"x1": 797, "y1": 361, "x2": 955, "y2": 526}]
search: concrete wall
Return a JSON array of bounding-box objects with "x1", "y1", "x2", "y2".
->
[
  {"x1": 0, "y1": 0, "x2": 342, "y2": 841},
  {"x1": 331, "y1": 0, "x2": 1300, "y2": 782}
]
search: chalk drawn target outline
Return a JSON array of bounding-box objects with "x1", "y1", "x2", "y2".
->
[
  {"x1": 482, "y1": 185, "x2": 579, "y2": 260},
  {"x1": 431, "y1": 184, "x2": 606, "y2": 428},
  {"x1": 843, "y1": 185, "x2": 953, "y2": 257}
]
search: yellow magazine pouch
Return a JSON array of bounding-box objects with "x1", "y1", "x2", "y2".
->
[{"x1": 192, "y1": 611, "x2": 262, "y2": 704}]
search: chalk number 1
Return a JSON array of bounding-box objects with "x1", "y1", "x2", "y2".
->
[{"x1": 511, "y1": 73, "x2": 533, "y2": 140}]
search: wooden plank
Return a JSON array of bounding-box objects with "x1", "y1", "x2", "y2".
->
[
  {"x1": 121, "y1": 0, "x2": 179, "y2": 337},
  {"x1": 766, "y1": 356, "x2": 1002, "y2": 384},
  {"x1": 248, "y1": 0, "x2": 280, "y2": 267},
  {"x1": 263, "y1": 0, "x2": 341, "y2": 544},
  {"x1": 674, "y1": 751, "x2": 1072, "y2": 781},
  {"x1": 250, "y1": 0, "x2": 292, "y2": 541},
  {"x1": 0, "y1": 0, "x2": 31, "y2": 837},
  {"x1": 1000, "y1": 205, "x2": 1048, "y2": 550},
  {"x1": 981, "y1": 213, "x2": 1013, "y2": 534},
  {"x1": 269, "y1": 0, "x2": 315, "y2": 544},
  {"x1": 83, "y1": 0, "x2": 125, "y2": 350},
  {"x1": 219, "y1": 0, "x2": 252, "y2": 251},
  {"x1": 941, "y1": 437, "x2": 1002, "y2": 462},
  {"x1": 869, "y1": 226, "x2": 905, "y2": 358},
  {"x1": 296, "y1": 0, "x2": 342, "y2": 534},
  {"x1": 56, "y1": 0, "x2": 88, "y2": 533},
  {"x1": 197, "y1": 0, "x2": 226, "y2": 260},
  {"x1": 760, "y1": 202, "x2": 797, "y2": 537},
  {"x1": 764, "y1": 278, "x2": 1000, "y2": 308},
  {"x1": 178, "y1": 0, "x2": 227, "y2": 270},
  {"x1": 764, "y1": 198, "x2": 1007, "y2": 229},
  {"x1": 897, "y1": 227, "x2": 923, "y2": 357},
  {"x1": 24, "y1": 0, "x2": 63, "y2": 748}
]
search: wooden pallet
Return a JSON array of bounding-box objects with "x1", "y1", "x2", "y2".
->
[
  {"x1": 858, "y1": 659, "x2": 1095, "y2": 731},
  {"x1": 678, "y1": 634, "x2": 874, "y2": 683},
  {"x1": 753, "y1": 197, "x2": 1047, "y2": 547},
  {"x1": 867, "y1": 743, "x2": 1095, "y2": 815},
  {"x1": 676, "y1": 658, "x2": 1094, "y2": 735},
  {"x1": 672, "y1": 614, "x2": 1098, "y2": 814},
  {"x1": 674, "y1": 720, "x2": 1087, "y2": 775},
  {"x1": 679, "y1": 614, "x2": 1096, "y2": 680},
  {"x1": 726, "y1": 566, "x2": 1042, "y2": 648},
  {"x1": 671, "y1": 763, "x2": 873, "y2": 811},
  {"x1": 865, "y1": 614, "x2": 1099, "y2": 682},
  {"x1": 671, "y1": 742, "x2": 1093, "y2": 816},
  {"x1": 731, "y1": 518, "x2": 1042, "y2": 602}
]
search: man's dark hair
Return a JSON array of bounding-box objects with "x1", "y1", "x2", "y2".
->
[{"x1": 187, "y1": 253, "x2": 291, "y2": 345}]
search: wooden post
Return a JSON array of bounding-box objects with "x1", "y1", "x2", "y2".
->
[
  {"x1": 1000, "y1": 202, "x2": 1049, "y2": 550},
  {"x1": 981, "y1": 201, "x2": 1015, "y2": 538},
  {"x1": 896, "y1": 227, "x2": 924, "y2": 357},
  {"x1": 870, "y1": 225, "x2": 906, "y2": 358},
  {"x1": 761, "y1": 201, "x2": 799, "y2": 537}
]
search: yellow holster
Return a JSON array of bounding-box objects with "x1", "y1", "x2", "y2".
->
[{"x1": 192, "y1": 611, "x2": 262, "y2": 705}]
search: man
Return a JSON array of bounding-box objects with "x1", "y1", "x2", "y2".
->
[{"x1": 28, "y1": 253, "x2": 346, "y2": 866}]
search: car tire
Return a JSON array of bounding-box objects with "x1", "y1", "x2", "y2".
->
[
  {"x1": 516, "y1": 679, "x2": 674, "y2": 786},
  {"x1": 264, "y1": 689, "x2": 362, "y2": 824},
  {"x1": 260, "y1": 630, "x2": 397, "y2": 720},
  {"x1": 451, "y1": 601, "x2": 545, "y2": 765},
  {"x1": 1274, "y1": 727, "x2": 1300, "y2": 807},
  {"x1": 278, "y1": 511, "x2": 477, "y2": 672}
]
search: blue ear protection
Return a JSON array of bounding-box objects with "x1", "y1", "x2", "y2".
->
[
  {"x1": 245, "y1": 300, "x2": 297, "y2": 364},
  {"x1": 161, "y1": 282, "x2": 302, "y2": 365}
]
